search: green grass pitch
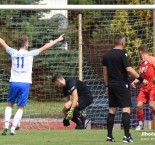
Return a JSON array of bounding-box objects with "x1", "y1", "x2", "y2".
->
[{"x1": 0, "y1": 130, "x2": 154, "y2": 145}]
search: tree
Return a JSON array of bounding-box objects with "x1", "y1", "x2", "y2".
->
[
  {"x1": 0, "y1": 0, "x2": 79, "y2": 101},
  {"x1": 67, "y1": 0, "x2": 116, "y2": 77},
  {"x1": 0, "y1": 0, "x2": 58, "y2": 101},
  {"x1": 68, "y1": 0, "x2": 153, "y2": 75},
  {"x1": 110, "y1": 0, "x2": 153, "y2": 70}
]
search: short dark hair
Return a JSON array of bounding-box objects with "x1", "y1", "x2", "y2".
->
[
  {"x1": 138, "y1": 45, "x2": 148, "y2": 53},
  {"x1": 16, "y1": 35, "x2": 28, "y2": 48},
  {"x1": 52, "y1": 73, "x2": 64, "y2": 82},
  {"x1": 114, "y1": 34, "x2": 125, "y2": 45}
]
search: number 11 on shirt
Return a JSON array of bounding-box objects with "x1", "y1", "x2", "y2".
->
[{"x1": 16, "y1": 57, "x2": 24, "y2": 68}]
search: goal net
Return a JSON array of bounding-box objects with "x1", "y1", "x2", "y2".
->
[{"x1": 0, "y1": 0, "x2": 154, "y2": 130}]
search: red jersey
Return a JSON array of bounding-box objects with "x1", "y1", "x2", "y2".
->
[{"x1": 139, "y1": 56, "x2": 155, "y2": 89}]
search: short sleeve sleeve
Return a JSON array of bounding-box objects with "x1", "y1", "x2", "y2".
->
[
  {"x1": 63, "y1": 87, "x2": 68, "y2": 97},
  {"x1": 122, "y1": 52, "x2": 130, "y2": 68},
  {"x1": 67, "y1": 80, "x2": 77, "y2": 94},
  {"x1": 29, "y1": 49, "x2": 40, "y2": 57},
  {"x1": 6, "y1": 47, "x2": 17, "y2": 56}
]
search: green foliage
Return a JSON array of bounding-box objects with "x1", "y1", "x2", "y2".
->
[
  {"x1": 0, "y1": 0, "x2": 154, "y2": 101},
  {"x1": 68, "y1": 0, "x2": 94, "y2": 4},
  {"x1": 0, "y1": 0, "x2": 71, "y2": 102},
  {"x1": 0, "y1": 0, "x2": 41, "y2": 4},
  {"x1": 31, "y1": 49, "x2": 78, "y2": 101},
  {"x1": 0, "y1": 57, "x2": 10, "y2": 102},
  {"x1": 68, "y1": 0, "x2": 153, "y2": 73},
  {"x1": 110, "y1": 7, "x2": 153, "y2": 70}
]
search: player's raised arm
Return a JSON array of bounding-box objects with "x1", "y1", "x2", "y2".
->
[
  {"x1": 0, "y1": 38, "x2": 9, "y2": 49},
  {"x1": 39, "y1": 34, "x2": 64, "y2": 53}
]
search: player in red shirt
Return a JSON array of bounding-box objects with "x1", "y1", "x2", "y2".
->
[{"x1": 132, "y1": 45, "x2": 155, "y2": 130}]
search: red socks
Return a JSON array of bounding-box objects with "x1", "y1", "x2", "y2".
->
[{"x1": 137, "y1": 110, "x2": 144, "y2": 121}]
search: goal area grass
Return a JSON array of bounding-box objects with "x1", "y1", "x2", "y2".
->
[
  {"x1": 0, "y1": 130, "x2": 154, "y2": 145},
  {"x1": 0, "y1": 100, "x2": 64, "y2": 115}
]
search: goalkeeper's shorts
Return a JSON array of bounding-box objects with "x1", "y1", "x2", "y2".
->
[{"x1": 7, "y1": 82, "x2": 30, "y2": 106}]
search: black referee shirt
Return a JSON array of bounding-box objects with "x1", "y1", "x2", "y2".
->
[{"x1": 102, "y1": 48, "x2": 131, "y2": 83}]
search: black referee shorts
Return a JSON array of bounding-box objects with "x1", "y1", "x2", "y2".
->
[{"x1": 108, "y1": 82, "x2": 132, "y2": 108}]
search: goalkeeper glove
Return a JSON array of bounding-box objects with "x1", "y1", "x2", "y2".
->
[
  {"x1": 66, "y1": 107, "x2": 75, "y2": 120},
  {"x1": 63, "y1": 118, "x2": 70, "y2": 126}
]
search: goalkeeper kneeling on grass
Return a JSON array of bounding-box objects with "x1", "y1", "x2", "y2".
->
[{"x1": 52, "y1": 73, "x2": 93, "y2": 129}]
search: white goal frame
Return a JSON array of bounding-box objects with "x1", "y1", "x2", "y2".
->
[{"x1": 0, "y1": 5, "x2": 155, "y2": 10}]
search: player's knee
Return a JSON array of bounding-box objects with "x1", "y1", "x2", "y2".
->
[
  {"x1": 137, "y1": 107, "x2": 143, "y2": 111},
  {"x1": 149, "y1": 103, "x2": 155, "y2": 110},
  {"x1": 64, "y1": 101, "x2": 72, "y2": 110},
  {"x1": 18, "y1": 106, "x2": 24, "y2": 110},
  {"x1": 64, "y1": 103, "x2": 68, "y2": 109},
  {"x1": 109, "y1": 108, "x2": 116, "y2": 114},
  {"x1": 122, "y1": 107, "x2": 130, "y2": 113},
  {"x1": 7, "y1": 102, "x2": 13, "y2": 108},
  {"x1": 137, "y1": 104, "x2": 143, "y2": 110}
]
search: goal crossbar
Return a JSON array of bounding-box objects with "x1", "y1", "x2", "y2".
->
[{"x1": 0, "y1": 5, "x2": 155, "y2": 10}]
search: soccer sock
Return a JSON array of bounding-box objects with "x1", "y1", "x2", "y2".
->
[
  {"x1": 139, "y1": 121, "x2": 143, "y2": 126},
  {"x1": 4, "y1": 106, "x2": 12, "y2": 129},
  {"x1": 137, "y1": 110, "x2": 144, "y2": 126},
  {"x1": 11, "y1": 109, "x2": 23, "y2": 131},
  {"x1": 74, "y1": 108, "x2": 85, "y2": 121},
  {"x1": 71, "y1": 116, "x2": 81, "y2": 125},
  {"x1": 73, "y1": 108, "x2": 81, "y2": 117},
  {"x1": 107, "y1": 113, "x2": 115, "y2": 138},
  {"x1": 122, "y1": 112, "x2": 130, "y2": 137},
  {"x1": 71, "y1": 109, "x2": 82, "y2": 125}
]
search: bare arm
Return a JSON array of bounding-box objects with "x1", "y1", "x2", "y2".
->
[
  {"x1": 126, "y1": 67, "x2": 139, "y2": 78},
  {"x1": 0, "y1": 38, "x2": 9, "y2": 49},
  {"x1": 39, "y1": 34, "x2": 64, "y2": 53},
  {"x1": 126, "y1": 66, "x2": 147, "y2": 87},
  {"x1": 127, "y1": 66, "x2": 148, "y2": 88},
  {"x1": 103, "y1": 66, "x2": 108, "y2": 87},
  {"x1": 71, "y1": 89, "x2": 78, "y2": 108}
]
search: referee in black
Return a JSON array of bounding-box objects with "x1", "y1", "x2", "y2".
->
[
  {"x1": 52, "y1": 73, "x2": 93, "y2": 129},
  {"x1": 102, "y1": 34, "x2": 144, "y2": 143}
]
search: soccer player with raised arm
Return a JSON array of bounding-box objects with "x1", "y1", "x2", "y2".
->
[
  {"x1": 131, "y1": 45, "x2": 155, "y2": 130},
  {"x1": 0, "y1": 34, "x2": 64, "y2": 135},
  {"x1": 52, "y1": 73, "x2": 93, "y2": 129}
]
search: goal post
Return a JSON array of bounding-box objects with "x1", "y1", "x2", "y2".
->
[
  {"x1": 0, "y1": 1, "x2": 154, "y2": 130},
  {"x1": 0, "y1": 5, "x2": 155, "y2": 10},
  {"x1": 78, "y1": 14, "x2": 83, "y2": 81}
]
